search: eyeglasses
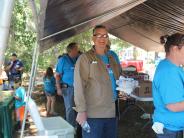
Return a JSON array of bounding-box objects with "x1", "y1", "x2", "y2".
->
[{"x1": 93, "y1": 34, "x2": 109, "y2": 38}]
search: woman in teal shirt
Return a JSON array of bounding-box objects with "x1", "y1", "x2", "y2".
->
[
  {"x1": 43, "y1": 67, "x2": 57, "y2": 116},
  {"x1": 153, "y1": 33, "x2": 184, "y2": 138}
]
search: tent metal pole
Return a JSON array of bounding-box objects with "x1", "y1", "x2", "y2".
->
[
  {"x1": 20, "y1": 0, "x2": 40, "y2": 137},
  {"x1": 40, "y1": 0, "x2": 146, "y2": 42},
  {"x1": 0, "y1": 0, "x2": 15, "y2": 74}
]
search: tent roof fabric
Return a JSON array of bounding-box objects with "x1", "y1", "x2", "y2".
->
[{"x1": 39, "y1": 0, "x2": 184, "y2": 52}]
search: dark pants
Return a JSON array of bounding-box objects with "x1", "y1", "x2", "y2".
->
[
  {"x1": 157, "y1": 128, "x2": 183, "y2": 138},
  {"x1": 82, "y1": 118, "x2": 117, "y2": 138}
]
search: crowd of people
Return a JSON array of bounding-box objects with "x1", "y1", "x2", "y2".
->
[{"x1": 1, "y1": 25, "x2": 184, "y2": 138}]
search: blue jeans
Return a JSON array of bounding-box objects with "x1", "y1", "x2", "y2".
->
[
  {"x1": 82, "y1": 118, "x2": 117, "y2": 138},
  {"x1": 62, "y1": 86, "x2": 76, "y2": 127},
  {"x1": 157, "y1": 128, "x2": 183, "y2": 138}
]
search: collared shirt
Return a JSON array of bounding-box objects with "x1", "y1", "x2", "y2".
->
[
  {"x1": 153, "y1": 59, "x2": 184, "y2": 131},
  {"x1": 56, "y1": 54, "x2": 77, "y2": 86}
]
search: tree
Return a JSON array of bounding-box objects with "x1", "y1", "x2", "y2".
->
[
  {"x1": 6, "y1": 0, "x2": 131, "y2": 72},
  {"x1": 6, "y1": 0, "x2": 36, "y2": 72}
]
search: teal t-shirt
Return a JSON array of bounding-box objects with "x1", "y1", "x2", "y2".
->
[
  {"x1": 15, "y1": 87, "x2": 26, "y2": 108},
  {"x1": 56, "y1": 54, "x2": 77, "y2": 86},
  {"x1": 43, "y1": 76, "x2": 56, "y2": 93},
  {"x1": 153, "y1": 59, "x2": 184, "y2": 131},
  {"x1": 99, "y1": 54, "x2": 117, "y2": 101},
  {"x1": 107, "y1": 50, "x2": 120, "y2": 64}
]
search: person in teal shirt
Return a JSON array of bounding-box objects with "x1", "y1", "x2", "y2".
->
[
  {"x1": 14, "y1": 81, "x2": 25, "y2": 109},
  {"x1": 56, "y1": 42, "x2": 79, "y2": 127},
  {"x1": 43, "y1": 67, "x2": 57, "y2": 116},
  {"x1": 153, "y1": 33, "x2": 184, "y2": 138},
  {"x1": 56, "y1": 54, "x2": 77, "y2": 86},
  {"x1": 14, "y1": 80, "x2": 26, "y2": 130}
]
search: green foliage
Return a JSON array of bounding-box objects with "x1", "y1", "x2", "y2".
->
[
  {"x1": 6, "y1": 0, "x2": 36, "y2": 72},
  {"x1": 41, "y1": 30, "x2": 131, "y2": 69},
  {"x1": 39, "y1": 29, "x2": 93, "y2": 70},
  {"x1": 110, "y1": 35, "x2": 132, "y2": 53},
  {"x1": 5, "y1": 0, "x2": 131, "y2": 72}
]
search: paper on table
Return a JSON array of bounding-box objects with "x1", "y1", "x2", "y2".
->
[{"x1": 116, "y1": 76, "x2": 139, "y2": 95}]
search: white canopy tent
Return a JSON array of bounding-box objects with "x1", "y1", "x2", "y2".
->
[{"x1": 1, "y1": 0, "x2": 184, "y2": 137}]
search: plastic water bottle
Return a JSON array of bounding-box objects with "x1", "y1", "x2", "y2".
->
[{"x1": 82, "y1": 121, "x2": 90, "y2": 133}]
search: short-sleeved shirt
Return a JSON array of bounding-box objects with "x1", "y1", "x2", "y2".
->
[
  {"x1": 43, "y1": 76, "x2": 56, "y2": 93},
  {"x1": 99, "y1": 54, "x2": 117, "y2": 101},
  {"x1": 56, "y1": 54, "x2": 77, "y2": 86},
  {"x1": 8, "y1": 59, "x2": 23, "y2": 80},
  {"x1": 107, "y1": 50, "x2": 120, "y2": 64},
  {"x1": 153, "y1": 59, "x2": 184, "y2": 131},
  {"x1": 15, "y1": 87, "x2": 26, "y2": 109}
]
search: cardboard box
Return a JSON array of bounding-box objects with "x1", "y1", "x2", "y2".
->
[{"x1": 133, "y1": 81, "x2": 152, "y2": 97}]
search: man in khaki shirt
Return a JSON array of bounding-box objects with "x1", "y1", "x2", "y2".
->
[{"x1": 74, "y1": 25, "x2": 123, "y2": 138}]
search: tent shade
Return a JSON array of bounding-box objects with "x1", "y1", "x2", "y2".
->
[{"x1": 39, "y1": 0, "x2": 184, "y2": 52}]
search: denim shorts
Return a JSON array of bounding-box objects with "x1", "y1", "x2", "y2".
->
[{"x1": 45, "y1": 92, "x2": 56, "y2": 96}]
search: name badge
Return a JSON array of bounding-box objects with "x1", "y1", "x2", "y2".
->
[{"x1": 106, "y1": 64, "x2": 113, "y2": 74}]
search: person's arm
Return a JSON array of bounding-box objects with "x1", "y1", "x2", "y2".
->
[
  {"x1": 167, "y1": 102, "x2": 184, "y2": 112},
  {"x1": 55, "y1": 57, "x2": 64, "y2": 96},
  {"x1": 5, "y1": 61, "x2": 13, "y2": 71},
  {"x1": 74, "y1": 54, "x2": 89, "y2": 125},
  {"x1": 56, "y1": 73, "x2": 62, "y2": 95},
  {"x1": 16, "y1": 66, "x2": 23, "y2": 72},
  {"x1": 14, "y1": 89, "x2": 23, "y2": 101},
  {"x1": 14, "y1": 96, "x2": 22, "y2": 101},
  {"x1": 159, "y1": 69, "x2": 184, "y2": 112}
]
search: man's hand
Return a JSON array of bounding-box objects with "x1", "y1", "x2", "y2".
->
[{"x1": 76, "y1": 112, "x2": 87, "y2": 125}]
